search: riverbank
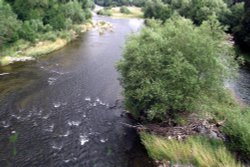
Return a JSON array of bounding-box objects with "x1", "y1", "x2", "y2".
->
[
  {"x1": 95, "y1": 6, "x2": 143, "y2": 18},
  {"x1": 136, "y1": 94, "x2": 250, "y2": 167},
  {"x1": 0, "y1": 20, "x2": 112, "y2": 66}
]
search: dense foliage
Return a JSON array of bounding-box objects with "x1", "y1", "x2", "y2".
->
[
  {"x1": 144, "y1": 0, "x2": 230, "y2": 25},
  {"x1": 94, "y1": 0, "x2": 145, "y2": 7},
  {"x1": 143, "y1": 0, "x2": 250, "y2": 54},
  {"x1": 143, "y1": 0, "x2": 172, "y2": 22},
  {"x1": 117, "y1": 17, "x2": 237, "y2": 120},
  {"x1": 234, "y1": 0, "x2": 250, "y2": 52},
  {"x1": 0, "y1": 0, "x2": 20, "y2": 45},
  {"x1": 0, "y1": 0, "x2": 92, "y2": 47},
  {"x1": 120, "y1": 6, "x2": 131, "y2": 14},
  {"x1": 97, "y1": 7, "x2": 112, "y2": 16}
]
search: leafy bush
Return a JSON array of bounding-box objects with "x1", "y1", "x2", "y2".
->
[
  {"x1": 11, "y1": 0, "x2": 49, "y2": 20},
  {"x1": 234, "y1": 0, "x2": 250, "y2": 52},
  {"x1": 144, "y1": 0, "x2": 173, "y2": 22},
  {"x1": 117, "y1": 16, "x2": 237, "y2": 120},
  {"x1": 18, "y1": 20, "x2": 39, "y2": 42},
  {"x1": 62, "y1": 0, "x2": 87, "y2": 24},
  {"x1": 184, "y1": 0, "x2": 230, "y2": 25},
  {"x1": 97, "y1": 9, "x2": 112, "y2": 16},
  {"x1": 0, "y1": 0, "x2": 21, "y2": 44},
  {"x1": 221, "y1": 2, "x2": 244, "y2": 32},
  {"x1": 120, "y1": 6, "x2": 131, "y2": 14},
  {"x1": 42, "y1": 31, "x2": 57, "y2": 42},
  {"x1": 144, "y1": 0, "x2": 230, "y2": 25}
]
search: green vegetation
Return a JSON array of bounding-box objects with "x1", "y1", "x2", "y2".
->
[
  {"x1": 223, "y1": 107, "x2": 250, "y2": 157},
  {"x1": 0, "y1": 0, "x2": 92, "y2": 65},
  {"x1": 117, "y1": 16, "x2": 237, "y2": 121},
  {"x1": 143, "y1": 0, "x2": 230, "y2": 25},
  {"x1": 120, "y1": 6, "x2": 131, "y2": 14},
  {"x1": 9, "y1": 132, "x2": 18, "y2": 156},
  {"x1": 143, "y1": 0, "x2": 250, "y2": 58},
  {"x1": 143, "y1": 0, "x2": 172, "y2": 22},
  {"x1": 117, "y1": 1, "x2": 250, "y2": 165},
  {"x1": 97, "y1": 8, "x2": 112, "y2": 16},
  {"x1": 96, "y1": 6, "x2": 143, "y2": 18},
  {"x1": 195, "y1": 92, "x2": 250, "y2": 158},
  {"x1": 234, "y1": 0, "x2": 250, "y2": 52},
  {"x1": 94, "y1": 0, "x2": 145, "y2": 7},
  {"x1": 141, "y1": 133, "x2": 241, "y2": 167}
]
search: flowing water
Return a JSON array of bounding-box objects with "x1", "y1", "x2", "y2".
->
[
  {"x1": 231, "y1": 66, "x2": 250, "y2": 105},
  {"x1": 0, "y1": 16, "x2": 155, "y2": 167},
  {"x1": 1, "y1": 15, "x2": 250, "y2": 167}
]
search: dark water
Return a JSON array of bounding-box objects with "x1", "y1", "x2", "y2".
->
[
  {"x1": 0, "y1": 16, "x2": 155, "y2": 167},
  {"x1": 229, "y1": 66, "x2": 250, "y2": 105},
  {"x1": 235, "y1": 67, "x2": 250, "y2": 104}
]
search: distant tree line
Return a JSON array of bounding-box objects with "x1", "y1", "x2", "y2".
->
[
  {"x1": 0, "y1": 0, "x2": 93, "y2": 46},
  {"x1": 143, "y1": 0, "x2": 250, "y2": 53},
  {"x1": 94, "y1": 0, "x2": 145, "y2": 7}
]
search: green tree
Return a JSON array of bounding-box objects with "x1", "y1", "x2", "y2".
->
[
  {"x1": 222, "y1": 2, "x2": 244, "y2": 32},
  {"x1": 117, "y1": 16, "x2": 237, "y2": 120},
  {"x1": 0, "y1": 0, "x2": 20, "y2": 44},
  {"x1": 144, "y1": 0, "x2": 172, "y2": 22},
  {"x1": 234, "y1": 0, "x2": 250, "y2": 52},
  {"x1": 12, "y1": 0, "x2": 49, "y2": 20},
  {"x1": 62, "y1": 0, "x2": 87, "y2": 24}
]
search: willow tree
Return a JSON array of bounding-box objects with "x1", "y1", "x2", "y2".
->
[{"x1": 117, "y1": 16, "x2": 238, "y2": 120}]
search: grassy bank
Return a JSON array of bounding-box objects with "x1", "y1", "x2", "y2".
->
[
  {"x1": 141, "y1": 133, "x2": 241, "y2": 167},
  {"x1": 139, "y1": 96, "x2": 250, "y2": 166},
  {"x1": 0, "y1": 21, "x2": 112, "y2": 66},
  {"x1": 96, "y1": 6, "x2": 143, "y2": 18}
]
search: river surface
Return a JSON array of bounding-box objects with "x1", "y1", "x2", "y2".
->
[
  {"x1": 1, "y1": 16, "x2": 250, "y2": 167},
  {"x1": 232, "y1": 66, "x2": 250, "y2": 105},
  {"x1": 0, "y1": 16, "x2": 155, "y2": 167}
]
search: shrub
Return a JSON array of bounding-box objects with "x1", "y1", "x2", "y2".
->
[
  {"x1": 117, "y1": 16, "x2": 238, "y2": 120},
  {"x1": 144, "y1": 0, "x2": 230, "y2": 25},
  {"x1": 62, "y1": 0, "x2": 86, "y2": 24},
  {"x1": 18, "y1": 20, "x2": 39, "y2": 42},
  {"x1": 0, "y1": 0, "x2": 21, "y2": 44},
  {"x1": 221, "y1": 2, "x2": 244, "y2": 32},
  {"x1": 42, "y1": 31, "x2": 57, "y2": 41},
  {"x1": 234, "y1": 0, "x2": 250, "y2": 52},
  {"x1": 144, "y1": 0, "x2": 173, "y2": 22},
  {"x1": 97, "y1": 9, "x2": 112, "y2": 16},
  {"x1": 120, "y1": 6, "x2": 131, "y2": 14}
]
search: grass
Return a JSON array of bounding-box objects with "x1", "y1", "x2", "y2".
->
[
  {"x1": 140, "y1": 91, "x2": 250, "y2": 165},
  {"x1": 97, "y1": 8, "x2": 112, "y2": 16},
  {"x1": 193, "y1": 92, "x2": 250, "y2": 160},
  {"x1": 110, "y1": 6, "x2": 143, "y2": 18},
  {"x1": 223, "y1": 107, "x2": 250, "y2": 157},
  {"x1": 96, "y1": 6, "x2": 143, "y2": 18},
  {"x1": 141, "y1": 133, "x2": 242, "y2": 167}
]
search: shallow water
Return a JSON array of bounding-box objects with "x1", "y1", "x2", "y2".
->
[
  {"x1": 0, "y1": 16, "x2": 155, "y2": 167},
  {"x1": 232, "y1": 66, "x2": 250, "y2": 104}
]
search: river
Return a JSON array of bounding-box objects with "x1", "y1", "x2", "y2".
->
[
  {"x1": 1, "y1": 16, "x2": 250, "y2": 167},
  {"x1": 0, "y1": 16, "x2": 155, "y2": 167},
  {"x1": 231, "y1": 66, "x2": 250, "y2": 105}
]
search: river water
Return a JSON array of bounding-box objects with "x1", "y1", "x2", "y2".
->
[
  {"x1": 1, "y1": 16, "x2": 250, "y2": 167},
  {"x1": 231, "y1": 66, "x2": 250, "y2": 105},
  {"x1": 0, "y1": 16, "x2": 155, "y2": 167}
]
